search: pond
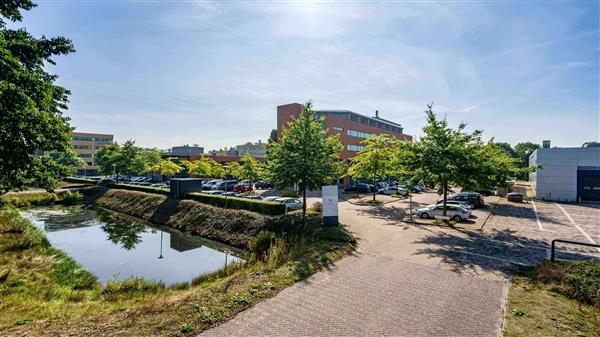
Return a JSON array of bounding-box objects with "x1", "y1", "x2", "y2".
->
[{"x1": 21, "y1": 206, "x2": 241, "y2": 286}]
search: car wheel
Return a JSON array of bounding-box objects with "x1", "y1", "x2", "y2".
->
[
  {"x1": 452, "y1": 215, "x2": 462, "y2": 222},
  {"x1": 420, "y1": 212, "x2": 429, "y2": 219}
]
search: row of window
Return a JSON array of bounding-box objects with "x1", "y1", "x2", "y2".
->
[
  {"x1": 347, "y1": 129, "x2": 371, "y2": 139},
  {"x1": 74, "y1": 145, "x2": 105, "y2": 150},
  {"x1": 79, "y1": 153, "x2": 93, "y2": 158},
  {"x1": 347, "y1": 145, "x2": 366, "y2": 152},
  {"x1": 72, "y1": 136, "x2": 113, "y2": 143}
]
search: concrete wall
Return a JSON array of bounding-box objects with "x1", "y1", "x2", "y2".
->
[{"x1": 531, "y1": 147, "x2": 600, "y2": 201}]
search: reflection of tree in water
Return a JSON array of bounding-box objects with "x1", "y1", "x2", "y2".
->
[{"x1": 98, "y1": 211, "x2": 147, "y2": 250}]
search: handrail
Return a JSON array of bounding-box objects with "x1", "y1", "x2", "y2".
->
[{"x1": 551, "y1": 239, "x2": 600, "y2": 261}]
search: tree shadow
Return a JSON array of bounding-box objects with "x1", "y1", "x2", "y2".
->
[{"x1": 413, "y1": 228, "x2": 600, "y2": 277}]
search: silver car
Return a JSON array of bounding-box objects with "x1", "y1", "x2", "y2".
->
[
  {"x1": 275, "y1": 197, "x2": 303, "y2": 211},
  {"x1": 417, "y1": 204, "x2": 471, "y2": 222}
]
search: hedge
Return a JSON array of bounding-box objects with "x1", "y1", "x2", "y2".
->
[
  {"x1": 64, "y1": 177, "x2": 96, "y2": 184},
  {"x1": 106, "y1": 183, "x2": 170, "y2": 196},
  {"x1": 187, "y1": 192, "x2": 286, "y2": 216}
]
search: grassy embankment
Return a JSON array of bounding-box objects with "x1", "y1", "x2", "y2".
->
[
  {"x1": 504, "y1": 260, "x2": 600, "y2": 337},
  {"x1": 0, "y1": 189, "x2": 356, "y2": 336}
]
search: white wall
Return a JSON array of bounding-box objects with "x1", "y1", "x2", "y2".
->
[{"x1": 531, "y1": 147, "x2": 600, "y2": 202}]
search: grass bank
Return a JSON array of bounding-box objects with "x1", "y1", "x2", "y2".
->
[
  {"x1": 0, "y1": 203, "x2": 355, "y2": 336},
  {"x1": 504, "y1": 260, "x2": 600, "y2": 337},
  {"x1": 0, "y1": 190, "x2": 83, "y2": 208}
]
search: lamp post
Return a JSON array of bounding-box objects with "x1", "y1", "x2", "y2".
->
[
  {"x1": 112, "y1": 163, "x2": 117, "y2": 182},
  {"x1": 158, "y1": 231, "x2": 164, "y2": 259}
]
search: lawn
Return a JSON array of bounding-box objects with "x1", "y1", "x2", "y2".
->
[
  {"x1": 504, "y1": 261, "x2": 600, "y2": 337},
  {"x1": 0, "y1": 206, "x2": 355, "y2": 337}
]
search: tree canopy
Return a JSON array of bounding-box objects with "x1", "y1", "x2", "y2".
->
[
  {"x1": 266, "y1": 102, "x2": 341, "y2": 218},
  {"x1": 348, "y1": 134, "x2": 397, "y2": 201},
  {"x1": 0, "y1": 0, "x2": 76, "y2": 193}
]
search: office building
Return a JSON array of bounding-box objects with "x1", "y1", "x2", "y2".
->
[
  {"x1": 529, "y1": 145, "x2": 600, "y2": 202},
  {"x1": 277, "y1": 103, "x2": 412, "y2": 161},
  {"x1": 71, "y1": 132, "x2": 114, "y2": 176}
]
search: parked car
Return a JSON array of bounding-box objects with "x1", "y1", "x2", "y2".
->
[
  {"x1": 436, "y1": 200, "x2": 472, "y2": 210},
  {"x1": 241, "y1": 195, "x2": 263, "y2": 200},
  {"x1": 275, "y1": 197, "x2": 303, "y2": 211},
  {"x1": 204, "y1": 190, "x2": 223, "y2": 195},
  {"x1": 263, "y1": 196, "x2": 281, "y2": 202},
  {"x1": 507, "y1": 192, "x2": 523, "y2": 203},
  {"x1": 417, "y1": 204, "x2": 471, "y2": 222},
  {"x1": 344, "y1": 183, "x2": 374, "y2": 193},
  {"x1": 137, "y1": 182, "x2": 151, "y2": 186},
  {"x1": 202, "y1": 179, "x2": 222, "y2": 190},
  {"x1": 221, "y1": 191, "x2": 240, "y2": 197},
  {"x1": 151, "y1": 183, "x2": 168, "y2": 188},
  {"x1": 97, "y1": 178, "x2": 115, "y2": 186},
  {"x1": 233, "y1": 183, "x2": 253, "y2": 193},
  {"x1": 254, "y1": 181, "x2": 274, "y2": 189},
  {"x1": 438, "y1": 192, "x2": 485, "y2": 208},
  {"x1": 378, "y1": 186, "x2": 409, "y2": 196},
  {"x1": 212, "y1": 180, "x2": 238, "y2": 191}
]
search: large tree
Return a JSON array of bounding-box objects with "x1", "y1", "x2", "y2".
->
[
  {"x1": 266, "y1": 102, "x2": 341, "y2": 219},
  {"x1": 238, "y1": 155, "x2": 261, "y2": 187},
  {"x1": 147, "y1": 158, "x2": 182, "y2": 182},
  {"x1": 0, "y1": 0, "x2": 75, "y2": 193},
  {"x1": 348, "y1": 134, "x2": 397, "y2": 201}
]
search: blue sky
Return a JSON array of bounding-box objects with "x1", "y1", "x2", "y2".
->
[{"x1": 16, "y1": 1, "x2": 599, "y2": 150}]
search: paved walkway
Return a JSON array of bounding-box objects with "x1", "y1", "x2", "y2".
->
[{"x1": 202, "y1": 198, "x2": 509, "y2": 337}]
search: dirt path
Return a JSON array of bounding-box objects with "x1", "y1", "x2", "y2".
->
[{"x1": 201, "y1": 197, "x2": 509, "y2": 337}]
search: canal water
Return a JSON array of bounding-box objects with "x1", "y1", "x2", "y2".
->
[{"x1": 21, "y1": 206, "x2": 241, "y2": 286}]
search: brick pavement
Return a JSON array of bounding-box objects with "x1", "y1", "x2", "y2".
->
[{"x1": 201, "y1": 196, "x2": 509, "y2": 337}]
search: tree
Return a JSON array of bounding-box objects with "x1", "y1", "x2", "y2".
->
[
  {"x1": 238, "y1": 155, "x2": 261, "y2": 187},
  {"x1": 94, "y1": 143, "x2": 124, "y2": 180},
  {"x1": 266, "y1": 102, "x2": 342, "y2": 220},
  {"x1": 137, "y1": 148, "x2": 162, "y2": 174},
  {"x1": 348, "y1": 135, "x2": 397, "y2": 201},
  {"x1": 0, "y1": 0, "x2": 75, "y2": 193},
  {"x1": 50, "y1": 149, "x2": 85, "y2": 176},
  {"x1": 32, "y1": 149, "x2": 84, "y2": 192},
  {"x1": 411, "y1": 104, "x2": 485, "y2": 217},
  {"x1": 188, "y1": 156, "x2": 224, "y2": 178},
  {"x1": 147, "y1": 158, "x2": 182, "y2": 182},
  {"x1": 119, "y1": 140, "x2": 142, "y2": 179},
  {"x1": 226, "y1": 162, "x2": 242, "y2": 179},
  {"x1": 391, "y1": 141, "x2": 422, "y2": 221}
]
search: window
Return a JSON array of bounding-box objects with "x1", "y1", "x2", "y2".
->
[
  {"x1": 72, "y1": 136, "x2": 112, "y2": 143},
  {"x1": 79, "y1": 153, "x2": 93, "y2": 158},
  {"x1": 332, "y1": 126, "x2": 343, "y2": 132},
  {"x1": 347, "y1": 145, "x2": 366, "y2": 152},
  {"x1": 73, "y1": 145, "x2": 89, "y2": 150},
  {"x1": 347, "y1": 130, "x2": 371, "y2": 139}
]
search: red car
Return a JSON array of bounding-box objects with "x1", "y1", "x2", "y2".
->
[{"x1": 233, "y1": 183, "x2": 253, "y2": 193}]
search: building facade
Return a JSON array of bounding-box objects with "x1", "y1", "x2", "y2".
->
[
  {"x1": 529, "y1": 147, "x2": 600, "y2": 202},
  {"x1": 236, "y1": 140, "x2": 266, "y2": 157},
  {"x1": 170, "y1": 145, "x2": 204, "y2": 156},
  {"x1": 277, "y1": 103, "x2": 412, "y2": 160},
  {"x1": 70, "y1": 132, "x2": 114, "y2": 176}
]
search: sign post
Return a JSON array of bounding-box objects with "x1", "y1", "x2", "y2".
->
[{"x1": 322, "y1": 185, "x2": 339, "y2": 226}]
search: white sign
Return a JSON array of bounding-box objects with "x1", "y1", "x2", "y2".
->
[{"x1": 322, "y1": 185, "x2": 339, "y2": 218}]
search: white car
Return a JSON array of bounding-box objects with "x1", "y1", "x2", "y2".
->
[
  {"x1": 378, "y1": 187, "x2": 409, "y2": 196},
  {"x1": 275, "y1": 197, "x2": 304, "y2": 210},
  {"x1": 262, "y1": 196, "x2": 281, "y2": 202},
  {"x1": 437, "y1": 200, "x2": 473, "y2": 210},
  {"x1": 417, "y1": 204, "x2": 471, "y2": 222}
]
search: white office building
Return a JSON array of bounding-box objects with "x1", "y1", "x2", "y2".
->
[{"x1": 529, "y1": 146, "x2": 600, "y2": 202}]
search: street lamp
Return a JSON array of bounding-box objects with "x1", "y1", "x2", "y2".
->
[{"x1": 158, "y1": 231, "x2": 164, "y2": 259}]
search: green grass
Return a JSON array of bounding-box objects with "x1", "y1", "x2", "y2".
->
[
  {"x1": 0, "y1": 190, "x2": 83, "y2": 208},
  {"x1": 0, "y1": 206, "x2": 355, "y2": 337},
  {"x1": 504, "y1": 261, "x2": 600, "y2": 337}
]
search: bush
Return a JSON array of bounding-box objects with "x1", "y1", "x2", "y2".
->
[
  {"x1": 264, "y1": 213, "x2": 322, "y2": 237},
  {"x1": 0, "y1": 190, "x2": 83, "y2": 208},
  {"x1": 64, "y1": 177, "x2": 96, "y2": 184},
  {"x1": 186, "y1": 192, "x2": 286, "y2": 216},
  {"x1": 311, "y1": 201, "x2": 323, "y2": 213},
  {"x1": 317, "y1": 226, "x2": 356, "y2": 244},
  {"x1": 248, "y1": 231, "x2": 277, "y2": 260},
  {"x1": 280, "y1": 189, "x2": 298, "y2": 198},
  {"x1": 537, "y1": 261, "x2": 600, "y2": 307}
]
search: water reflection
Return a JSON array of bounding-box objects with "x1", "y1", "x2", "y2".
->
[{"x1": 21, "y1": 206, "x2": 241, "y2": 286}]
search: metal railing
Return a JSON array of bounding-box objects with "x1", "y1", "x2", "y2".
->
[{"x1": 551, "y1": 239, "x2": 600, "y2": 262}]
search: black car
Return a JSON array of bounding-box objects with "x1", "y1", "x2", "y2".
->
[
  {"x1": 344, "y1": 183, "x2": 374, "y2": 193},
  {"x1": 213, "y1": 180, "x2": 238, "y2": 191},
  {"x1": 438, "y1": 192, "x2": 485, "y2": 208},
  {"x1": 254, "y1": 181, "x2": 274, "y2": 189}
]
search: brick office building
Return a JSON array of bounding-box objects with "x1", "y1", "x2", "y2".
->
[
  {"x1": 277, "y1": 103, "x2": 411, "y2": 160},
  {"x1": 276, "y1": 103, "x2": 412, "y2": 185}
]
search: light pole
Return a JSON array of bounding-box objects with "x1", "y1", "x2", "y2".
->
[
  {"x1": 158, "y1": 231, "x2": 164, "y2": 259},
  {"x1": 112, "y1": 163, "x2": 117, "y2": 182}
]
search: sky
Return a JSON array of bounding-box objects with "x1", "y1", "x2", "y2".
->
[{"x1": 14, "y1": 0, "x2": 600, "y2": 150}]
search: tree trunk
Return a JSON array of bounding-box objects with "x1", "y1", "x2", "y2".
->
[
  {"x1": 372, "y1": 170, "x2": 377, "y2": 202},
  {"x1": 409, "y1": 193, "x2": 413, "y2": 221},
  {"x1": 443, "y1": 181, "x2": 448, "y2": 216},
  {"x1": 302, "y1": 186, "x2": 307, "y2": 222}
]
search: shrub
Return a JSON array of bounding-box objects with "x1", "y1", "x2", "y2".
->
[
  {"x1": 264, "y1": 213, "x2": 322, "y2": 237},
  {"x1": 106, "y1": 183, "x2": 170, "y2": 196},
  {"x1": 186, "y1": 192, "x2": 286, "y2": 216},
  {"x1": 311, "y1": 201, "x2": 323, "y2": 213},
  {"x1": 248, "y1": 231, "x2": 277, "y2": 261},
  {"x1": 317, "y1": 226, "x2": 357, "y2": 244},
  {"x1": 0, "y1": 190, "x2": 83, "y2": 208},
  {"x1": 537, "y1": 261, "x2": 600, "y2": 307},
  {"x1": 280, "y1": 189, "x2": 298, "y2": 198}
]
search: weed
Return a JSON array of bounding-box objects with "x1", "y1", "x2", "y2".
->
[
  {"x1": 102, "y1": 277, "x2": 164, "y2": 301},
  {"x1": 248, "y1": 231, "x2": 277, "y2": 261},
  {"x1": 197, "y1": 306, "x2": 221, "y2": 324},
  {"x1": 512, "y1": 309, "x2": 525, "y2": 317},
  {"x1": 229, "y1": 293, "x2": 252, "y2": 306},
  {"x1": 169, "y1": 281, "x2": 191, "y2": 290},
  {"x1": 180, "y1": 322, "x2": 195, "y2": 333},
  {"x1": 14, "y1": 319, "x2": 30, "y2": 326}
]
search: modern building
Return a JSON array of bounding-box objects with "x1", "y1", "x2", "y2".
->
[
  {"x1": 529, "y1": 146, "x2": 600, "y2": 202},
  {"x1": 70, "y1": 132, "x2": 114, "y2": 176},
  {"x1": 236, "y1": 140, "x2": 266, "y2": 157},
  {"x1": 170, "y1": 145, "x2": 204, "y2": 156},
  {"x1": 277, "y1": 103, "x2": 412, "y2": 160}
]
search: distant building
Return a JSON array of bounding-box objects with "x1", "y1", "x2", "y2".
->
[
  {"x1": 529, "y1": 146, "x2": 600, "y2": 202},
  {"x1": 171, "y1": 145, "x2": 204, "y2": 156},
  {"x1": 70, "y1": 132, "x2": 114, "y2": 176},
  {"x1": 235, "y1": 140, "x2": 266, "y2": 157}
]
